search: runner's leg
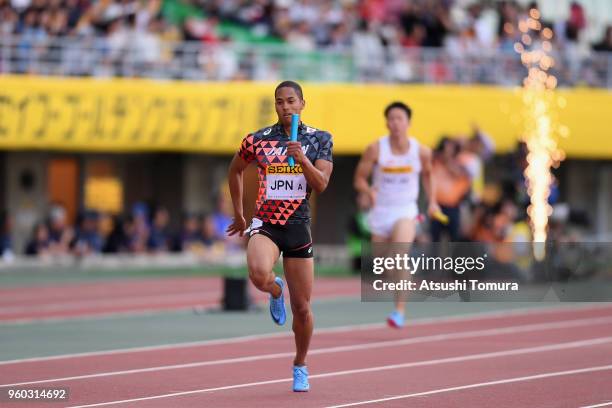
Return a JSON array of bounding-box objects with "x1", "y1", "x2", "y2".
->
[
  {"x1": 247, "y1": 234, "x2": 281, "y2": 298},
  {"x1": 390, "y1": 218, "x2": 416, "y2": 314},
  {"x1": 283, "y1": 256, "x2": 314, "y2": 366}
]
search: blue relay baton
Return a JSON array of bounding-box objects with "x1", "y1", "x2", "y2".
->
[{"x1": 288, "y1": 113, "x2": 299, "y2": 167}]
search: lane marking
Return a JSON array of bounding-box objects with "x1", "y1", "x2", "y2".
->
[
  {"x1": 325, "y1": 365, "x2": 612, "y2": 408},
  {"x1": 4, "y1": 315, "x2": 612, "y2": 387},
  {"x1": 64, "y1": 338, "x2": 612, "y2": 408},
  {"x1": 0, "y1": 292, "x2": 220, "y2": 315},
  {"x1": 1, "y1": 303, "x2": 610, "y2": 366}
]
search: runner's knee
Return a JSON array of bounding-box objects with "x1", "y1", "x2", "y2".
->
[
  {"x1": 291, "y1": 301, "x2": 311, "y2": 322},
  {"x1": 248, "y1": 263, "x2": 273, "y2": 290}
]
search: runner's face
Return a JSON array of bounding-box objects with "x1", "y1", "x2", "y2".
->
[
  {"x1": 275, "y1": 87, "x2": 305, "y2": 128},
  {"x1": 386, "y1": 108, "x2": 410, "y2": 137}
]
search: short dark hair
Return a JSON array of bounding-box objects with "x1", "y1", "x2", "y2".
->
[
  {"x1": 384, "y1": 101, "x2": 412, "y2": 119},
  {"x1": 435, "y1": 136, "x2": 461, "y2": 156},
  {"x1": 275, "y1": 80, "x2": 304, "y2": 100}
]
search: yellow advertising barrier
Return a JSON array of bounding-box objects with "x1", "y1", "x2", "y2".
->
[{"x1": 0, "y1": 76, "x2": 610, "y2": 158}]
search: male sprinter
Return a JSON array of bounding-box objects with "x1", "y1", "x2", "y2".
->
[
  {"x1": 354, "y1": 101, "x2": 439, "y2": 328},
  {"x1": 226, "y1": 81, "x2": 333, "y2": 392}
]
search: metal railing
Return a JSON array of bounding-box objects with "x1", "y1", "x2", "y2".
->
[{"x1": 1, "y1": 35, "x2": 611, "y2": 87}]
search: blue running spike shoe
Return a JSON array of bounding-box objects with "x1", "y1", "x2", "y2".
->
[
  {"x1": 269, "y1": 277, "x2": 286, "y2": 326},
  {"x1": 293, "y1": 365, "x2": 310, "y2": 392},
  {"x1": 387, "y1": 311, "x2": 405, "y2": 329}
]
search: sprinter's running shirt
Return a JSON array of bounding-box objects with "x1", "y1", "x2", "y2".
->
[{"x1": 238, "y1": 122, "x2": 333, "y2": 225}]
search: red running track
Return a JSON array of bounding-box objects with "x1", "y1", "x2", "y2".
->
[
  {"x1": 0, "y1": 277, "x2": 360, "y2": 322},
  {"x1": 1, "y1": 304, "x2": 611, "y2": 407}
]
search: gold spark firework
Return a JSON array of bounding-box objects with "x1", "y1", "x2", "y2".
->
[{"x1": 515, "y1": 9, "x2": 566, "y2": 260}]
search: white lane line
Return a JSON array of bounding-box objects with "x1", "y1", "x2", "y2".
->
[
  {"x1": 0, "y1": 291, "x2": 220, "y2": 315},
  {"x1": 580, "y1": 403, "x2": 612, "y2": 408},
  {"x1": 0, "y1": 280, "x2": 353, "y2": 309},
  {"x1": 1, "y1": 302, "x2": 609, "y2": 366},
  {"x1": 0, "y1": 281, "x2": 219, "y2": 303},
  {"x1": 4, "y1": 314, "x2": 612, "y2": 387},
  {"x1": 0, "y1": 293, "x2": 357, "y2": 326},
  {"x1": 324, "y1": 365, "x2": 612, "y2": 408},
  {"x1": 0, "y1": 305, "x2": 217, "y2": 326},
  {"x1": 63, "y1": 337, "x2": 612, "y2": 408}
]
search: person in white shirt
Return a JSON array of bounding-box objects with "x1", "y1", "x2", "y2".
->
[{"x1": 354, "y1": 101, "x2": 440, "y2": 328}]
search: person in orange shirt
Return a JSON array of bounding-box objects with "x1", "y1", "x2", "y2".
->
[{"x1": 431, "y1": 137, "x2": 470, "y2": 242}]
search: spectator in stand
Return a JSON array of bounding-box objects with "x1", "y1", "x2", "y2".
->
[
  {"x1": 352, "y1": 19, "x2": 385, "y2": 81},
  {"x1": 200, "y1": 213, "x2": 216, "y2": 248},
  {"x1": 503, "y1": 141, "x2": 530, "y2": 207},
  {"x1": 0, "y1": 210, "x2": 13, "y2": 261},
  {"x1": 72, "y1": 210, "x2": 103, "y2": 256},
  {"x1": 102, "y1": 214, "x2": 132, "y2": 253},
  {"x1": 593, "y1": 25, "x2": 612, "y2": 52},
  {"x1": 47, "y1": 204, "x2": 73, "y2": 255},
  {"x1": 147, "y1": 206, "x2": 171, "y2": 252},
  {"x1": 210, "y1": 193, "x2": 232, "y2": 240},
  {"x1": 458, "y1": 126, "x2": 495, "y2": 204},
  {"x1": 212, "y1": 192, "x2": 245, "y2": 251},
  {"x1": 565, "y1": 1, "x2": 587, "y2": 44},
  {"x1": 497, "y1": 1, "x2": 521, "y2": 52},
  {"x1": 1, "y1": 0, "x2": 609, "y2": 85},
  {"x1": 234, "y1": 0, "x2": 274, "y2": 36},
  {"x1": 177, "y1": 212, "x2": 200, "y2": 252},
  {"x1": 430, "y1": 137, "x2": 471, "y2": 242},
  {"x1": 0, "y1": 3, "x2": 18, "y2": 36},
  {"x1": 130, "y1": 202, "x2": 150, "y2": 253},
  {"x1": 163, "y1": 212, "x2": 215, "y2": 256},
  {"x1": 25, "y1": 222, "x2": 51, "y2": 257},
  {"x1": 287, "y1": 20, "x2": 316, "y2": 52}
]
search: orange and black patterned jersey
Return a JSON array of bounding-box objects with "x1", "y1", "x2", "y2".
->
[{"x1": 238, "y1": 122, "x2": 333, "y2": 225}]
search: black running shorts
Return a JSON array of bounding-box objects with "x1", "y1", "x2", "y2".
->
[{"x1": 247, "y1": 218, "x2": 313, "y2": 258}]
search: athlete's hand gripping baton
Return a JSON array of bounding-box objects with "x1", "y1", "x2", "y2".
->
[
  {"x1": 432, "y1": 210, "x2": 449, "y2": 225},
  {"x1": 288, "y1": 113, "x2": 299, "y2": 167},
  {"x1": 416, "y1": 211, "x2": 449, "y2": 225}
]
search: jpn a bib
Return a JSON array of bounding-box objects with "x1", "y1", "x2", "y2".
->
[{"x1": 266, "y1": 164, "x2": 307, "y2": 200}]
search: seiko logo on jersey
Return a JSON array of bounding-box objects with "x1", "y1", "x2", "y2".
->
[{"x1": 266, "y1": 165, "x2": 304, "y2": 174}]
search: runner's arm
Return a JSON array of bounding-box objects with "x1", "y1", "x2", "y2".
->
[
  {"x1": 419, "y1": 145, "x2": 441, "y2": 216},
  {"x1": 305, "y1": 158, "x2": 333, "y2": 193},
  {"x1": 226, "y1": 154, "x2": 250, "y2": 236},
  {"x1": 286, "y1": 141, "x2": 333, "y2": 193},
  {"x1": 354, "y1": 142, "x2": 378, "y2": 196}
]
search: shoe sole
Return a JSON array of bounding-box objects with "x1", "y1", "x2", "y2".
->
[
  {"x1": 270, "y1": 279, "x2": 286, "y2": 325},
  {"x1": 387, "y1": 317, "x2": 404, "y2": 329},
  {"x1": 270, "y1": 300, "x2": 285, "y2": 325}
]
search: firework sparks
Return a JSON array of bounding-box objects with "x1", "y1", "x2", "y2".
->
[{"x1": 515, "y1": 9, "x2": 566, "y2": 260}]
